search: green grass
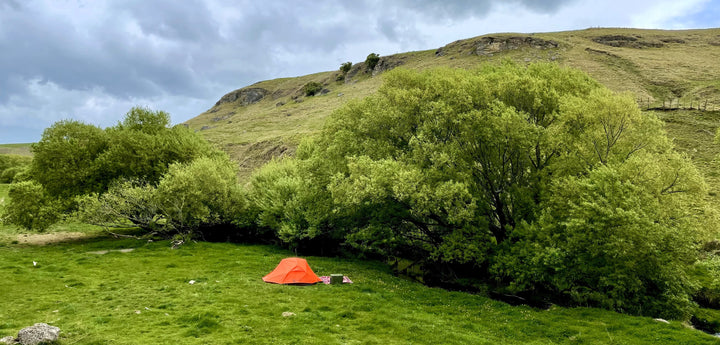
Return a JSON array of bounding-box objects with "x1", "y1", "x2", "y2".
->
[
  {"x1": 656, "y1": 110, "x2": 720, "y2": 202},
  {"x1": 0, "y1": 143, "x2": 32, "y2": 156},
  {"x1": 0, "y1": 236, "x2": 717, "y2": 344}
]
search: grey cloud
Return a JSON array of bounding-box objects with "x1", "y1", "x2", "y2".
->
[
  {"x1": 355, "y1": 0, "x2": 576, "y2": 21},
  {"x1": 517, "y1": 0, "x2": 578, "y2": 13},
  {"x1": 0, "y1": 0, "x2": 640, "y2": 144},
  {"x1": 116, "y1": 0, "x2": 220, "y2": 42},
  {"x1": 0, "y1": 0, "x2": 21, "y2": 10}
]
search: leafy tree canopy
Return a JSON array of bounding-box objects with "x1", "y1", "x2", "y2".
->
[
  {"x1": 4, "y1": 107, "x2": 219, "y2": 231},
  {"x1": 251, "y1": 62, "x2": 711, "y2": 317}
]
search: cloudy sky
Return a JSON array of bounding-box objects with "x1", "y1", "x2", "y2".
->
[{"x1": 1, "y1": 0, "x2": 718, "y2": 143}]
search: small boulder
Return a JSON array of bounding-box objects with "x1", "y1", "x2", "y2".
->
[
  {"x1": 281, "y1": 312, "x2": 296, "y2": 317},
  {"x1": 16, "y1": 323, "x2": 60, "y2": 345},
  {"x1": 0, "y1": 336, "x2": 15, "y2": 344}
]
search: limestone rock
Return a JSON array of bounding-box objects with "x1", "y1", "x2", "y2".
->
[
  {"x1": 17, "y1": 323, "x2": 60, "y2": 345},
  {"x1": 371, "y1": 56, "x2": 405, "y2": 76},
  {"x1": 215, "y1": 87, "x2": 269, "y2": 106},
  {"x1": 282, "y1": 312, "x2": 296, "y2": 317},
  {"x1": 0, "y1": 336, "x2": 15, "y2": 344},
  {"x1": 592, "y1": 35, "x2": 663, "y2": 48},
  {"x1": 474, "y1": 36, "x2": 558, "y2": 56}
]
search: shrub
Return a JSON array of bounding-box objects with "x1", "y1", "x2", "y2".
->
[
  {"x1": 340, "y1": 62, "x2": 352, "y2": 74},
  {"x1": 155, "y1": 155, "x2": 245, "y2": 236},
  {"x1": 302, "y1": 82, "x2": 323, "y2": 96},
  {"x1": 75, "y1": 180, "x2": 161, "y2": 231},
  {"x1": 1, "y1": 181, "x2": 60, "y2": 231},
  {"x1": 0, "y1": 166, "x2": 26, "y2": 183},
  {"x1": 10, "y1": 107, "x2": 218, "y2": 231},
  {"x1": 365, "y1": 53, "x2": 380, "y2": 71},
  {"x1": 0, "y1": 154, "x2": 32, "y2": 175}
]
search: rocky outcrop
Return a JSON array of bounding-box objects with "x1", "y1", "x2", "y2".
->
[
  {"x1": 342, "y1": 55, "x2": 407, "y2": 80},
  {"x1": 215, "y1": 87, "x2": 269, "y2": 106},
  {"x1": 592, "y1": 35, "x2": 664, "y2": 48},
  {"x1": 585, "y1": 47, "x2": 620, "y2": 58},
  {"x1": 371, "y1": 56, "x2": 406, "y2": 76},
  {"x1": 474, "y1": 36, "x2": 559, "y2": 56}
]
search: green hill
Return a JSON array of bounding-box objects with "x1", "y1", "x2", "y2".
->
[
  {"x1": 0, "y1": 143, "x2": 32, "y2": 157},
  {"x1": 185, "y1": 27, "x2": 720, "y2": 180}
]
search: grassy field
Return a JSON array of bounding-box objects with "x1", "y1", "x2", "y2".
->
[
  {"x1": 0, "y1": 143, "x2": 32, "y2": 156},
  {"x1": 0, "y1": 235, "x2": 718, "y2": 345}
]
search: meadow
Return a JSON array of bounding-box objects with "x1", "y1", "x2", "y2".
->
[
  {"x1": 1, "y1": 231, "x2": 718, "y2": 344},
  {"x1": 0, "y1": 184, "x2": 717, "y2": 344}
]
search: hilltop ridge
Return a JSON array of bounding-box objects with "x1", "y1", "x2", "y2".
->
[{"x1": 184, "y1": 27, "x2": 720, "y2": 180}]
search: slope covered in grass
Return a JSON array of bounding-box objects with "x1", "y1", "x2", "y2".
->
[
  {"x1": 0, "y1": 237, "x2": 717, "y2": 344},
  {"x1": 0, "y1": 143, "x2": 32, "y2": 156},
  {"x1": 185, "y1": 27, "x2": 720, "y2": 180}
]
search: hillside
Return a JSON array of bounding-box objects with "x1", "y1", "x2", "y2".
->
[
  {"x1": 185, "y1": 27, "x2": 720, "y2": 180},
  {"x1": 0, "y1": 143, "x2": 32, "y2": 157}
]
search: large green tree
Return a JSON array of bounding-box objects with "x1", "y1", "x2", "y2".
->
[
  {"x1": 251, "y1": 62, "x2": 710, "y2": 317},
  {"x1": 30, "y1": 120, "x2": 109, "y2": 198}
]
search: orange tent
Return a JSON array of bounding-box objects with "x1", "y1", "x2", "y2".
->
[{"x1": 262, "y1": 257, "x2": 322, "y2": 285}]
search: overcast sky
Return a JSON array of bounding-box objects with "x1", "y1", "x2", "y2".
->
[{"x1": 1, "y1": 0, "x2": 718, "y2": 143}]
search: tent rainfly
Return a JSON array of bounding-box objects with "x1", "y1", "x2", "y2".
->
[{"x1": 262, "y1": 257, "x2": 322, "y2": 285}]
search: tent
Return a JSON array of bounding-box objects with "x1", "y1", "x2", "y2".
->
[{"x1": 262, "y1": 257, "x2": 322, "y2": 285}]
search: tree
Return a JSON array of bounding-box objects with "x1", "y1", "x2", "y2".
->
[
  {"x1": 28, "y1": 107, "x2": 214, "y2": 200},
  {"x1": 7, "y1": 107, "x2": 219, "y2": 231},
  {"x1": 0, "y1": 166, "x2": 27, "y2": 183},
  {"x1": 494, "y1": 152, "x2": 706, "y2": 319},
  {"x1": 251, "y1": 62, "x2": 709, "y2": 316},
  {"x1": 79, "y1": 154, "x2": 246, "y2": 238},
  {"x1": 29, "y1": 120, "x2": 109, "y2": 198},
  {"x1": 0, "y1": 154, "x2": 32, "y2": 177},
  {"x1": 155, "y1": 155, "x2": 245, "y2": 236},
  {"x1": 76, "y1": 180, "x2": 162, "y2": 231},
  {"x1": 1, "y1": 181, "x2": 60, "y2": 231}
]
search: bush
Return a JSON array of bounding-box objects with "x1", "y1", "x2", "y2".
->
[
  {"x1": 9, "y1": 107, "x2": 219, "y2": 231},
  {"x1": 155, "y1": 155, "x2": 245, "y2": 236},
  {"x1": 75, "y1": 180, "x2": 161, "y2": 231},
  {"x1": 0, "y1": 154, "x2": 32, "y2": 175},
  {"x1": 340, "y1": 62, "x2": 352, "y2": 74},
  {"x1": 1, "y1": 181, "x2": 60, "y2": 231},
  {"x1": 79, "y1": 154, "x2": 246, "y2": 238},
  {"x1": 0, "y1": 166, "x2": 26, "y2": 183},
  {"x1": 302, "y1": 82, "x2": 324, "y2": 97},
  {"x1": 495, "y1": 158, "x2": 703, "y2": 319},
  {"x1": 365, "y1": 53, "x2": 380, "y2": 71},
  {"x1": 29, "y1": 120, "x2": 109, "y2": 198}
]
